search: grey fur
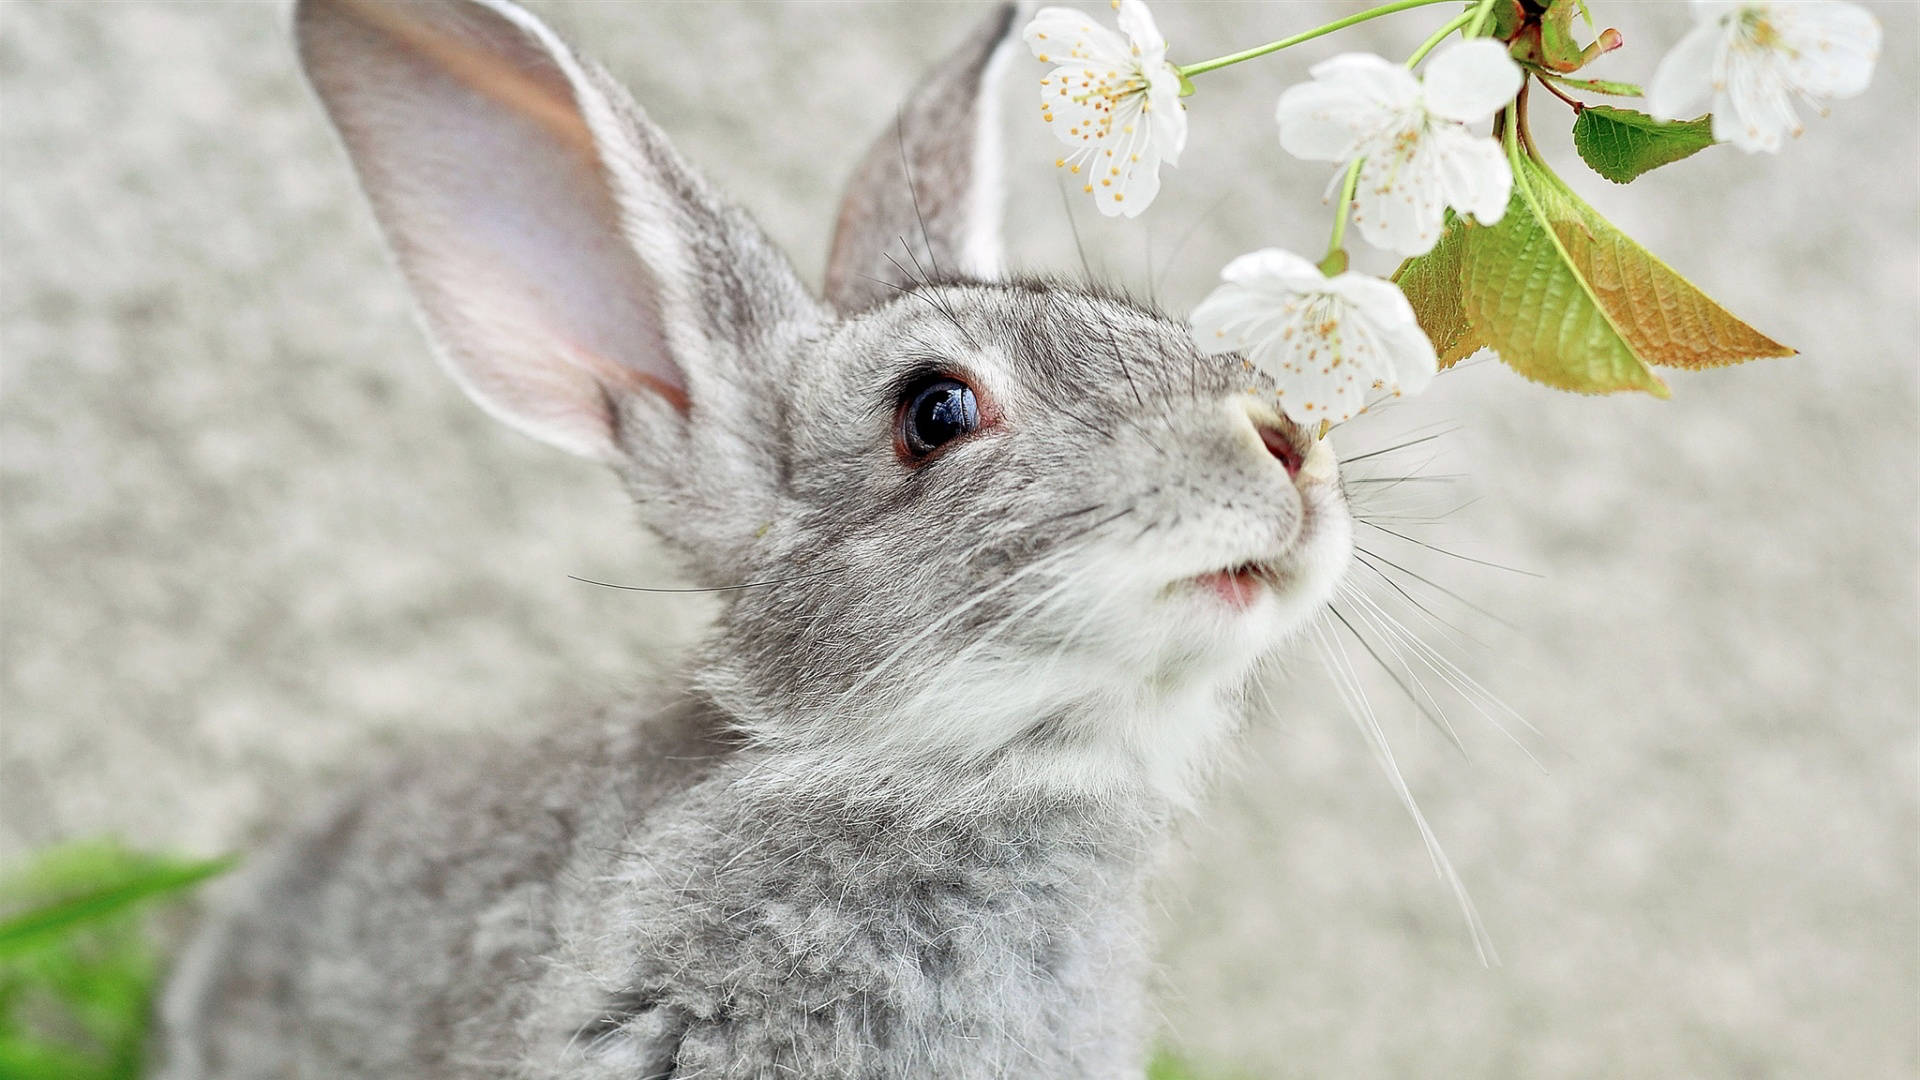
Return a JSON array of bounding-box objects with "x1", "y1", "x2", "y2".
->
[{"x1": 160, "y1": 1, "x2": 1355, "y2": 1076}]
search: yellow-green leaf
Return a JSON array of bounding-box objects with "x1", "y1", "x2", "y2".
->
[
  {"x1": 1526, "y1": 164, "x2": 1794, "y2": 368},
  {"x1": 1393, "y1": 154, "x2": 1793, "y2": 396},
  {"x1": 1572, "y1": 106, "x2": 1716, "y2": 184},
  {"x1": 1391, "y1": 215, "x2": 1485, "y2": 369}
]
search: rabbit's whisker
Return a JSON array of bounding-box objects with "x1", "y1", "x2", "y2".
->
[
  {"x1": 882, "y1": 248, "x2": 977, "y2": 347},
  {"x1": 1327, "y1": 599, "x2": 1469, "y2": 759},
  {"x1": 1091, "y1": 312, "x2": 1176, "y2": 458},
  {"x1": 1311, "y1": 620, "x2": 1499, "y2": 967},
  {"x1": 1050, "y1": 505, "x2": 1135, "y2": 548},
  {"x1": 1149, "y1": 191, "x2": 1232, "y2": 300},
  {"x1": 1353, "y1": 545, "x2": 1517, "y2": 631},
  {"x1": 1343, "y1": 587, "x2": 1546, "y2": 753},
  {"x1": 1024, "y1": 503, "x2": 1112, "y2": 530},
  {"x1": 566, "y1": 567, "x2": 847, "y2": 595},
  {"x1": 838, "y1": 508, "x2": 1136, "y2": 728},
  {"x1": 896, "y1": 117, "x2": 943, "y2": 279},
  {"x1": 1055, "y1": 406, "x2": 1117, "y2": 443},
  {"x1": 1345, "y1": 474, "x2": 1462, "y2": 484},
  {"x1": 1357, "y1": 520, "x2": 1541, "y2": 577},
  {"x1": 829, "y1": 540, "x2": 1097, "y2": 719},
  {"x1": 1055, "y1": 177, "x2": 1096, "y2": 287},
  {"x1": 1338, "y1": 427, "x2": 1456, "y2": 466},
  {"x1": 1344, "y1": 453, "x2": 1447, "y2": 505},
  {"x1": 1350, "y1": 550, "x2": 1486, "y2": 650}
]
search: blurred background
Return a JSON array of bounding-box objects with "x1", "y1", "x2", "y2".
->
[{"x1": 2, "y1": 1, "x2": 1914, "y2": 1076}]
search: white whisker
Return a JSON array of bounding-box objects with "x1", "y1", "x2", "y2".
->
[{"x1": 1312, "y1": 620, "x2": 1500, "y2": 966}]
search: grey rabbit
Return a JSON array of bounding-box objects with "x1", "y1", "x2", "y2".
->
[{"x1": 160, "y1": 0, "x2": 1355, "y2": 1076}]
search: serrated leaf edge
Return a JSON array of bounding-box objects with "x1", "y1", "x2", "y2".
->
[
  {"x1": 1503, "y1": 134, "x2": 1671, "y2": 397},
  {"x1": 1527, "y1": 156, "x2": 1797, "y2": 369}
]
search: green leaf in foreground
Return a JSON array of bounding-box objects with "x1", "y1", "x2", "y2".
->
[
  {"x1": 0, "y1": 842, "x2": 235, "y2": 1080},
  {"x1": 0, "y1": 848, "x2": 234, "y2": 956},
  {"x1": 1572, "y1": 106, "x2": 1716, "y2": 184},
  {"x1": 1394, "y1": 154, "x2": 1793, "y2": 396}
]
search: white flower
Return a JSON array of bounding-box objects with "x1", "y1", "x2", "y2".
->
[
  {"x1": 1024, "y1": 0, "x2": 1187, "y2": 218},
  {"x1": 1647, "y1": 0, "x2": 1880, "y2": 153},
  {"x1": 1191, "y1": 249, "x2": 1438, "y2": 425},
  {"x1": 1275, "y1": 40, "x2": 1523, "y2": 257}
]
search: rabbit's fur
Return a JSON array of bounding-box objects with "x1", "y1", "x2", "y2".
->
[{"x1": 161, "y1": 1, "x2": 1354, "y2": 1077}]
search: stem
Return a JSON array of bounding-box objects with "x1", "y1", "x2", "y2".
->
[
  {"x1": 1324, "y1": 158, "x2": 1364, "y2": 262},
  {"x1": 1406, "y1": 7, "x2": 1477, "y2": 69},
  {"x1": 1534, "y1": 72, "x2": 1584, "y2": 112},
  {"x1": 1514, "y1": 80, "x2": 1542, "y2": 160},
  {"x1": 1501, "y1": 101, "x2": 1532, "y2": 206},
  {"x1": 1465, "y1": 0, "x2": 1500, "y2": 38},
  {"x1": 1178, "y1": 0, "x2": 1463, "y2": 79},
  {"x1": 1522, "y1": 66, "x2": 1644, "y2": 97}
]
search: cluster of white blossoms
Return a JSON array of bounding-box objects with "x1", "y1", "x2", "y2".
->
[{"x1": 1024, "y1": 0, "x2": 1880, "y2": 428}]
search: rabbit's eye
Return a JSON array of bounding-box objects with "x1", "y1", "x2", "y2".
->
[{"x1": 897, "y1": 377, "x2": 981, "y2": 462}]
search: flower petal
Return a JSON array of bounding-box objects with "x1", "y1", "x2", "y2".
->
[
  {"x1": 1145, "y1": 62, "x2": 1188, "y2": 164},
  {"x1": 1191, "y1": 284, "x2": 1287, "y2": 356},
  {"x1": 1039, "y1": 64, "x2": 1120, "y2": 152},
  {"x1": 1420, "y1": 39, "x2": 1523, "y2": 124},
  {"x1": 1777, "y1": 0, "x2": 1880, "y2": 100},
  {"x1": 1308, "y1": 53, "x2": 1421, "y2": 112},
  {"x1": 1276, "y1": 79, "x2": 1381, "y2": 163},
  {"x1": 1352, "y1": 142, "x2": 1447, "y2": 257},
  {"x1": 1648, "y1": 20, "x2": 1724, "y2": 120},
  {"x1": 1337, "y1": 275, "x2": 1440, "y2": 394},
  {"x1": 1426, "y1": 126, "x2": 1512, "y2": 225},
  {"x1": 1115, "y1": 0, "x2": 1168, "y2": 59},
  {"x1": 1218, "y1": 248, "x2": 1325, "y2": 292},
  {"x1": 1718, "y1": 47, "x2": 1802, "y2": 152},
  {"x1": 1193, "y1": 253, "x2": 1439, "y2": 425},
  {"x1": 1024, "y1": 7, "x2": 1129, "y2": 66}
]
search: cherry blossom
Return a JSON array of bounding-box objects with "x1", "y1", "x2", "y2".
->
[
  {"x1": 1275, "y1": 39, "x2": 1523, "y2": 257},
  {"x1": 1191, "y1": 249, "x2": 1438, "y2": 425},
  {"x1": 1024, "y1": 0, "x2": 1187, "y2": 217},
  {"x1": 1648, "y1": 0, "x2": 1880, "y2": 153}
]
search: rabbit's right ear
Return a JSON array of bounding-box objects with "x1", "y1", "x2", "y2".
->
[
  {"x1": 824, "y1": 4, "x2": 1023, "y2": 314},
  {"x1": 296, "y1": 0, "x2": 826, "y2": 464}
]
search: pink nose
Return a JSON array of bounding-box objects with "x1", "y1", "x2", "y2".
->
[{"x1": 1257, "y1": 422, "x2": 1305, "y2": 477}]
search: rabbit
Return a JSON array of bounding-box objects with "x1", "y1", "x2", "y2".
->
[{"x1": 158, "y1": 0, "x2": 1355, "y2": 1076}]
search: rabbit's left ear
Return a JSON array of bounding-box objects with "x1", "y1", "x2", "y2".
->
[
  {"x1": 296, "y1": 0, "x2": 827, "y2": 464},
  {"x1": 824, "y1": 4, "x2": 1022, "y2": 314}
]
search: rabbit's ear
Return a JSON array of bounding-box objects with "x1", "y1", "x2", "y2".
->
[
  {"x1": 296, "y1": 0, "x2": 826, "y2": 463},
  {"x1": 824, "y1": 3, "x2": 1022, "y2": 314}
]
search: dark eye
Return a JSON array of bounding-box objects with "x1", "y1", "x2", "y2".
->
[{"x1": 896, "y1": 377, "x2": 981, "y2": 462}]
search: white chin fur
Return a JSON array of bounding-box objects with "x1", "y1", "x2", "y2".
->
[{"x1": 839, "y1": 493, "x2": 1355, "y2": 810}]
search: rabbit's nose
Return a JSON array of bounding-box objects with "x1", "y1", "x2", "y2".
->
[
  {"x1": 1240, "y1": 400, "x2": 1335, "y2": 484},
  {"x1": 1256, "y1": 421, "x2": 1305, "y2": 477}
]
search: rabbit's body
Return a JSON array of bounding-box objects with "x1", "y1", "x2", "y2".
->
[
  {"x1": 165, "y1": 695, "x2": 1156, "y2": 1078},
  {"x1": 163, "y1": 1, "x2": 1355, "y2": 1076}
]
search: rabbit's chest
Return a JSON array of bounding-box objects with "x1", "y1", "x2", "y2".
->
[{"x1": 555, "y1": 804, "x2": 1158, "y2": 1077}]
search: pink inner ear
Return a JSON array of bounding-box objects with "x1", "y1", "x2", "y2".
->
[
  {"x1": 301, "y1": 0, "x2": 691, "y2": 458},
  {"x1": 557, "y1": 336, "x2": 691, "y2": 416}
]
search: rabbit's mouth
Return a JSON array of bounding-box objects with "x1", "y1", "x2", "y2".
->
[{"x1": 1192, "y1": 562, "x2": 1272, "y2": 610}]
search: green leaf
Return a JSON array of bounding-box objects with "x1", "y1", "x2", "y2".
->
[
  {"x1": 0, "y1": 842, "x2": 237, "y2": 1080},
  {"x1": 0, "y1": 849, "x2": 235, "y2": 956},
  {"x1": 1572, "y1": 106, "x2": 1715, "y2": 184},
  {"x1": 1394, "y1": 153, "x2": 1793, "y2": 396},
  {"x1": 1388, "y1": 213, "x2": 1485, "y2": 369},
  {"x1": 1554, "y1": 76, "x2": 1643, "y2": 98}
]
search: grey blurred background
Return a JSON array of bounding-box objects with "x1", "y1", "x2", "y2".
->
[{"x1": 2, "y1": 1, "x2": 1914, "y2": 1076}]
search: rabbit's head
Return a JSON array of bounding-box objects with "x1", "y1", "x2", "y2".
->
[{"x1": 297, "y1": 0, "x2": 1353, "y2": 807}]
